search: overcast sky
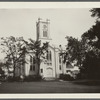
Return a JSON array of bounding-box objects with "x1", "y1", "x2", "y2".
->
[{"x1": 0, "y1": 8, "x2": 96, "y2": 59}]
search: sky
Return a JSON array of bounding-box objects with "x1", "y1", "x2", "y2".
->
[{"x1": 0, "y1": 8, "x2": 96, "y2": 59}]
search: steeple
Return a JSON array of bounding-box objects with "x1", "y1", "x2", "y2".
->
[{"x1": 36, "y1": 18, "x2": 52, "y2": 44}]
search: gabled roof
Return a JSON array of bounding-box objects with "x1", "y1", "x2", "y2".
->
[{"x1": 48, "y1": 44, "x2": 66, "y2": 52}]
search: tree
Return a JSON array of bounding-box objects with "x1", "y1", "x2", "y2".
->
[
  {"x1": 82, "y1": 8, "x2": 100, "y2": 59},
  {"x1": 82, "y1": 9, "x2": 100, "y2": 55},
  {"x1": 80, "y1": 8, "x2": 100, "y2": 79},
  {"x1": 90, "y1": 8, "x2": 100, "y2": 19},
  {"x1": 63, "y1": 9, "x2": 100, "y2": 79},
  {"x1": 0, "y1": 62, "x2": 5, "y2": 78},
  {"x1": 25, "y1": 39, "x2": 49, "y2": 75},
  {"x1": 65, "y1": 36, "x2": 86, "y2": 68},
  {"x1": 88, "y1": 8, "x2": 100, "y2": 49},
  {"x1": 0, "y1": 36, "x2": 27, "y2": 78}
]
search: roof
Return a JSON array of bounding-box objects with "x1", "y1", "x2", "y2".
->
[{"x1": 48, "y1": 43, "x2": 66, "y2": 52}]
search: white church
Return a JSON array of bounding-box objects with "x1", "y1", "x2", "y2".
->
[{"x1": 15, "y1": 18, "x2": 79, "y2": 79}]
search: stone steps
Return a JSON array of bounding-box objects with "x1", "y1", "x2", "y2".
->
[{"x1": 44, "y1": 77, "x2": 56, "y2": 81}]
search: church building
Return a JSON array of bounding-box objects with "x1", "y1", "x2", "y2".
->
[
  {"x1": 22, "y1": 18, "x2": 66, "y2": 79},
  {"x1": 15, "y1": 18, "x2": 79, "y2": 79}
]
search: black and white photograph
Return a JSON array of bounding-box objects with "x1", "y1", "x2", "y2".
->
[{"x1": 0, "y1": 2, "x2": 100, "y2": 95}]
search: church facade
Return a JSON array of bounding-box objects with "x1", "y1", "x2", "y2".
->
[
  {"x1": 22, "y1": 18, "x2": 66, "y2": 79},
  {"x1": 15, "y1": 18, "x2": 79, "y2": 79}
]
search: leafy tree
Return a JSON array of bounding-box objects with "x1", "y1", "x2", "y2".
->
[
  {"x1": 82, "y1": 8, "x2": 100, "y2": 57},
  {"x1": 90, "y1": 8, "x2": 100, "y2": 19},
  {"x1": 0, "y1": 62, "x2": 5, "y2": 78},
  {"x1": 82, "y1": 22, "x2": 100, "y2": 49},
  {"x1": 25, "y1": 39, "x2": 49, "y2": 75},
  {"x1": 82, "y1": 9, "x2": 100, "y2": 53},
  {"x1": 88, "y1": 8, "x2": 100, "y2": 49},
  {"x1": 63, "y1": 9, "x2": 100, "y2": 79},
  {"x1": 80, "y1": 8, "x2": 100, "y2": 79},
  {"x1": 65, "y1": 36, "x2": 86, "y2": 68},
  {"x1": 0, "y1": 36, "x2": 27, "y2": 78}
]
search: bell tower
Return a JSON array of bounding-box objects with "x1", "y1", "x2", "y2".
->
[{"x1": 36, "y1": 18, "x2": 52, "y2": 44}]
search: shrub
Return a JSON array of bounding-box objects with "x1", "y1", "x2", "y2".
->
[
  {"x1": 59, "y1": 74, "x2": 74, "y2": 81},
  {"x1": 7, "y1": 75, "x2": 42, "y2": 82},
  {"x1": 0, "y1": 77, "x2": 6, "y2": 82},
  {"x1": 24, "y1": 75, "x2": 42, "y2": 82},
  {"x1": 7, "y1": 76, "x2": 21, "y2": 82},
  {"x1": 76, "y1": 72, "x2": 86, "y2": 80}
]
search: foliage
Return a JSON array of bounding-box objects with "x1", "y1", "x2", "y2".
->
[
  {"x1": 65, "y1": 36, "x2": 86, "y2": 68},
  {"x1": 82, "y1": 22, "x2": 100, "y2": 49},
  {"x1": 87, "y1": 8, "x2": 100, "y2": 49},
  {"x1": 0, "y1": 62, "x2": 5, "y2": 78},
  {"x1": 90, "y1": 8, "x2": 100, "y2": 19},
  {"x1": 25, "y1": 39, "x2": 49, "y2": 75},
  {"x1": 24, "y1": 75, "x2": 42, "y2": 82},
  {"x1": 0, "y1": 36, "x2": 27, "y2": 77},
  {"x1": 78, "y1": 8, "x2": 100, "y2": 79},
  {"x1": 59, "y1": 74, "x2": 74, "y2": 81},
  {"x1": 7, "y1": 76, "x2": 21, "y2": 82},
  {"x1": 64, "y1": 9, "x2": 100, "y2": 79}
]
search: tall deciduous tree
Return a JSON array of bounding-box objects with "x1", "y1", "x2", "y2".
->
[
  {"x1": 80, "y1": 8, "x2": 100, "y2": 79},
  {"x1": 1, "y1": 36, "x2": 27, "y2": 77},
  {"x1": 25, "y1": 39, "x2": 49, "y2": 75},
  {"x1": 65, "y1": 36, "x2": 86, "y2": 68},
  {"x1": 82, "y1": 8, "x2": 100, "y2": 60}
]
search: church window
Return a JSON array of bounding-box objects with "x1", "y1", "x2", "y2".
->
[
  {"x1": 30, "y1": 56, "x2": 33, "y2": 71},
  {"x1": 30, "y1": 56, "x2": 35, "y2": 71},
  {"x1": 43, "y1": 24, "x2": 48, "y2": 37},
  {"x1": 50, "y1": 51, "x2": 52, "y2": 61},
  {"x1": 30, "y1": 65, "x2": 32, "y2": 71},
  {"x1": 47, "y1": 50, "x2": 52, "y2": 65},
  {"x1": 41, "y1": 69, "x2": 43, "y2": 73},
  {"x1": 59, "y1": 54, "x2": 62, "y2": 70},
  {"x1": 30, "y1": 55, "x2": 32, "y2": 62},
  {"x1": 59, "y1": 65, "x2": 61, "y2": 70},
  {"x1": 43, "y1": 30, "x2": 47, "y2": 37},
  {"x1": 59, "y1": 56, "x2": 61, "y2": 64}
]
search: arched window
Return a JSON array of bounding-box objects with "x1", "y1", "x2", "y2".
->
[
  {"x1": 50, "y1": 51, "x2": 52, "y2": 61},
  {"x1": 59, "y1": 54, "x2": 62, "y2": 70},
  {"x1": 43, "y1": 31, "x2": 47, "y2": 37},
  {"x1": 59, "y1": 56, "x2": 61, "y2": 64},
  {"x1": 47, "y1": 50, "x2": 52, "y2": 65},
  {"x1": 43, "y1": 24, "x2": 48, "y2": 37},
  {"x1": 30, "y1": 55, "x2": 35, "y2": 71},
  {"x1": 30, "y1": 56, "x2": 33, "y2": 71}
]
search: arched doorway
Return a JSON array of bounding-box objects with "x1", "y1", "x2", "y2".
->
[{"x1": 46, "y1": 68, "x2": 53, "y2": 77}]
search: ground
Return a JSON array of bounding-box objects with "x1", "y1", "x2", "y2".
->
[{"x1": 0, "y1": 80, "x2": 100, "y2": 93}]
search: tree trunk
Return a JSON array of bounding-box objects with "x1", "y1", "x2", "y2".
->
[
  {"x1": 13, "y1": 64, "x2": 16, "y2": 78},
  {"x1": 37, "y1": 58, "x2": 40, "y2": 75}
]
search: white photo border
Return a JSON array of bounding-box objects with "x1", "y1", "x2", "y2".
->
[{"x1": 0, "y1": 2, "x2": 100, "y2": 99}]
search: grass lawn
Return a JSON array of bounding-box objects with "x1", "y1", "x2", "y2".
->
[{"x1": 0, "y1": 80, "x2": 100, "y2": 93}]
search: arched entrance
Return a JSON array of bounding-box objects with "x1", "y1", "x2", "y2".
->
[{"x1": 46, "y1": 68, "x2": 53, "y2": 77}]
